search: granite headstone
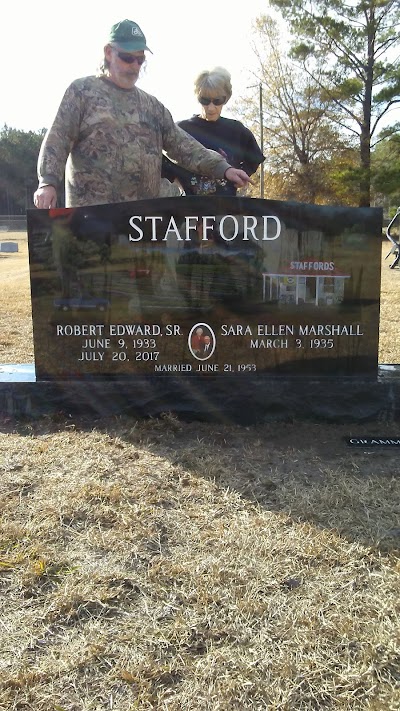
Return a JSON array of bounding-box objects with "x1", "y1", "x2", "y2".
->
[{"x1": 27, "y1": 197, "x2": 382, "y2": 382}]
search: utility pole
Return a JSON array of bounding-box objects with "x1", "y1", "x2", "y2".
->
[
  {"x1": 247, "y1": 82, "x2": 265, "y2": 198},
  {"x1": 259, "y1": 83, "x2": 264, "y2": 199}
]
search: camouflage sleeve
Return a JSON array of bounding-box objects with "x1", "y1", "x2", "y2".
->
[
  {"x1": 37, "y1": 82, "x2": 82, "y2": 189},
  {"x1": 240, "y1": 124, "x2": 265, "y2": 176},
  {"x1": 161, "y1": 106, "x2": 231, "y2": 180}
]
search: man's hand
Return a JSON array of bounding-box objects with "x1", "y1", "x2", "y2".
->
[
  {"x1": 33, "y1": 185, "x2": 57, "y2": 209},
  {"x1": 224, "y1": 167, "x2": 253, "y2": 188}
]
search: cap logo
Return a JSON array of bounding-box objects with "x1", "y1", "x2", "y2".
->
[{"x1": 132, "y1": 27, "x2": 143, "y2": 36}]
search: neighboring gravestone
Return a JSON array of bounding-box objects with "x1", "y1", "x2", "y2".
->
[
  {"x1": 27, "y1": 197, "x2": 382, "y2": 383},
  {"x1": 0, "y1": 241, "x2": 18, "y2": 252}
]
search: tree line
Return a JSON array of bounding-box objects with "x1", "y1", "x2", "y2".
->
[
  {"x1": 0, "y1": 126, "x2": 46, "y2": 215},
  {"x1": 236, "y1": 0, "x2": 400, "y2": 210}
]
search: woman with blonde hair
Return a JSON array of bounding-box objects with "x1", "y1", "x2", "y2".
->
[{"x1": 162, "y1": 66, "x2": 264, "y2": 196}]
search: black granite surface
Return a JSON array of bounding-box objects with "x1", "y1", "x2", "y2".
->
[
  {"x1": 1, "y1": 366, "x2": 399, "y2": 423},
  {"x1": 27, "y1": 197, "x2": 382, "y2": 380},
  {"x1": 5, "y1": 198, "x2": 387, "y2": 423}
]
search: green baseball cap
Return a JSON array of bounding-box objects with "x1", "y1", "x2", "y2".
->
[{"x1": 108, "y1": 19, "x2": 152, "y2": 53}]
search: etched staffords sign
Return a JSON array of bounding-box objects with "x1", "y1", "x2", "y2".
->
[{"x1": 27, "y1": 196, "x2": 382, "y2": 380}]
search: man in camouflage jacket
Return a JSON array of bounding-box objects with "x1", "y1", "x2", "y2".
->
[{"x1": 34, "y1": 19, "x2": 251, "y2": 209}]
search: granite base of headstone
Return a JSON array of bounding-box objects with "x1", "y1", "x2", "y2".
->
[
  {"x1": 1, "y1": 365, "x2": 400, "y2": 422},
  {"x1": 2, "y1": 196, "x2": 397, "y2": 423}
]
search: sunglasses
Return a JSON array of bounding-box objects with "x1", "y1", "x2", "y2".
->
[
  {"x1": 116, "y1": 51, "x2": 146, "y2": 65},
  {"x1": 198, "y1": 96, "x2": 226, "y2": 106}
]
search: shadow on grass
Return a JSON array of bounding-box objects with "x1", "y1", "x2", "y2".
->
[{"x1": 3, "y1": 411, "x2": 399, "y2": 557}]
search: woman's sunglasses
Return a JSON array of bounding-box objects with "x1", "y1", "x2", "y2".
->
[
  {"x1": 116, "y1": 51, "x2": 146, "y2": 65},
  {"x1": 198, "y1": 97, "x2": 226, "y2": 106}
]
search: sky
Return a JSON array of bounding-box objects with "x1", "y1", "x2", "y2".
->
[
  {"x1": 1, "y1": 0, "x2": 270, "y2": 132},
  {"x1": 2, "y1": 1, "x2": 398, "y2": 135}
]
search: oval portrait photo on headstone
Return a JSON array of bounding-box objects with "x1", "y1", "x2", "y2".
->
[{"x1": 188, "y1": 323, "x2": 216, "y2": 361}]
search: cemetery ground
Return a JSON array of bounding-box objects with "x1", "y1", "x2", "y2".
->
[{"x1": 0, "y1": 233, "x2": 399, "y2": 710}]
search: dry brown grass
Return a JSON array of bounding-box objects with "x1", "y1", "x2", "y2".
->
[
  {"x1": 0, "y1": 233, "x2": 33, "y2": 363},
  {"x1": 379, "y1": 240, "x2": 400, "y2": 364},
  {"x1": 0, "y1": 232, "x2": 399, "y2": 710}
]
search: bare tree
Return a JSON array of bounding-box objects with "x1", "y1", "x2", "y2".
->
[
  {"x1": 234, "y1": 15, "x2": 355, "y2": 204},
  {"x1": 269, "y1": 0, "x2": 400, "y2": 206}
]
